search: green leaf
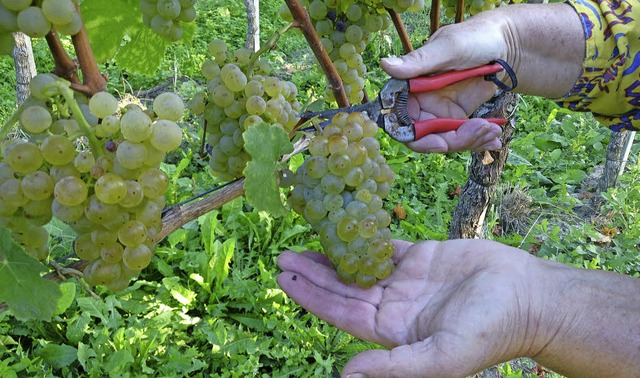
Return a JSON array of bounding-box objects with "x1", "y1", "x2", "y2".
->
[
  {"x1": 212, "y1": 239, "x2": 234, "y2": 292},
  {"x1": 77, "y1": 342, "x2": 97, "y2": 371},
  {"x1": 81, "y1": 0, "x2": 195, "y2": 74},
  {"x1": 54, "y1": 282, "x2": 76, "y2": 315},
  {"x1": 0, "y1": 228, "x2": 60, "y2": 321},
  {"x1": 80, "y1": 0, "x2": 139, "y2": 63},
  {"x1": 243, "y1": 123, "x2": 293, "y2": 217},
  {"x1": 36, "y1": 344, "x2": 77, "y2": 370}
]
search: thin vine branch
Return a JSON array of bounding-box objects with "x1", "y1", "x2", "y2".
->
[
  {"x1": 430, "y1": 0, "x2": 441, "y2": 36},
  {"x1": 69, "y1": 4, "x2": 107, "y2": 96},
  {"x1": 284, "y1": 0, "x2": 349, "y2": 107},
  {"x1": 247, "y1": 21, "x2": 296, "y2": 76},
  {"x1": 158, "y1": 179, "x2": 245, "y2": 240},
  {"x1": 45, "y1": 30, "x2": 80, "y2": 84},
  {"x1": 455, "y1": 0, "x2": 465, "y2": 23},
  {"x1": 387, "y1": 8, "x2": 413, "y2": 53}
]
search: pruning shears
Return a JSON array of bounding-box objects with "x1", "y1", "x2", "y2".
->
[{"x1": 301, "y1": 62, "x2": 516, "y2": 143}]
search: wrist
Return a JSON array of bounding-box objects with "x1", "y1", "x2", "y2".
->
[
  {"x1": 526, "y1": 258, "x2": 640, "y2": 376},
  {"x1": 487, "y1": 3, "x2": 584, "y2": 98}
]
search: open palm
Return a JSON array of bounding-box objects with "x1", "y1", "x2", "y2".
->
[{"x1": 277, "y1": 239, "x2": 538, "y2": 377}]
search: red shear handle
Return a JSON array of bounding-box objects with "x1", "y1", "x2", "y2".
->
[
  {"x1": 408, "y1": 63, "x2": 504, "y2": 93},
  {"x1": 414, "y1": 118, "x2": 507, "y2": 140}
]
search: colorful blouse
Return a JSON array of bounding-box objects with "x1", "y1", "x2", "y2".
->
[{"x1": 558, "y1": 0, "x2": 640, "y2": 131}]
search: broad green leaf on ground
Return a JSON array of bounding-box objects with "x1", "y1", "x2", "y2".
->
[
  {"x1": 36, "y1": 344, "x2": 77, "y2": 370},
  {"x1": 54, "y1": 282, "x2": 76, "y2": 315},
  {"x1": 0, "y1": 228, "x2": 60, "y2": 321},
  {"x1": 243, "y1": 123, "x2": 293, "y2": 217},
  {"x1": 81, "y1": 0, "x2": 195, "y2": 74}
]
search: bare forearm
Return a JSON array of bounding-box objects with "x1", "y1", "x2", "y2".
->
[
  {"x1": 480, "y1": 3, "x2": 585, "y2": 98},
  {"x1": 531, "y1": 259, "x2": 640, "y2": 376}
]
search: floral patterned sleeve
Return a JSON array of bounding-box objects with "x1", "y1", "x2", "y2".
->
[{"x1": 557, "y1": 0, "x2": 640, "y2": 131}]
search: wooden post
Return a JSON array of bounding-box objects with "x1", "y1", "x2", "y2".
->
[{"x1": 12, "y1": 32, "x2": 37, "y2": 106}]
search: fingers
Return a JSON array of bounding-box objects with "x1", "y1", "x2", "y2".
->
[
  {"x1": 277, "y1": 251, "x2": 383, "y2": 304},
  {"x1": 341, "y1": 334, "x2": 479, "y2": 378},
  {"x1": 406, "y1": 119, "x2": 502, "y2": 154},
  {"x1": 381, "y1": 18, "x2": 506, "y2": 80}
]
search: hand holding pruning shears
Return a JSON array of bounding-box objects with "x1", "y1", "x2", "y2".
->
[{"x1": 303, "y1": 62, "x2": 516, "y2": 154}]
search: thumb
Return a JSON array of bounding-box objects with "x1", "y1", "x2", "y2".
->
[{"x1": 341, "y1": 336, "x2": 481, "y2": 378}]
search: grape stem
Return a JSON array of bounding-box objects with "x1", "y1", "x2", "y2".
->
[
  {"x1": 284, "y1": 0, "x2": 350, "y2": 107},
  {"x1": 429, "y1": 0, "x2": 441, "y2": 35},
  {"x1": 0, "y1": 110, "x2": 21, "y2": 146},
  {"x1": 247, "y1": 21, "x2": 296, "y2": 77},
  {"x1": 49, "y1": 81, "x2": 103, "y2": 157}
]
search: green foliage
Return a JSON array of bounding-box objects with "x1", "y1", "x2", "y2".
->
[
  {"x1": 0, "y1": 228, "x2": 61, "y2": 321},
  {"x1": 243, "y1": 122, "x2": 293, "y2": 217},
  {"x1": 82, "y1": 0, "x2": 195, "y2": 75}
]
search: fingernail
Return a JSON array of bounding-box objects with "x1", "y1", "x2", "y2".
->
[
  {"x1": 346, "y1": 374, "x2": 366, "y2": 378},
  {"x1": 383, "y1": 57, "x2": 403, "y2": 66}
]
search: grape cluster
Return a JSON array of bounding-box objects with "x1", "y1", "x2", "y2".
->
[
  {"x1": 139, "y1": 0, "x2": 197, "y2": 42},
  {"x1": 198, "y1": 38, "x2": 302, "y2": 181},
  {"x1": 288, "y1": 111, "x2": 396, "y2": 288},
  {"x1": 0, "y1": 74, "x2": 184, "y2": 291},
  {"x1": 0, "y1": 0, "x2": 82, "y2": 54},
  {"x1": 441, "y1": 0, "x2": 509, "y2": 18}
]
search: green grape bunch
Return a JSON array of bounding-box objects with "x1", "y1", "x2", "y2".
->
[
  {"x1": 288, "y1": 111, "x2": 396, "y2": 288},
  {"x1": 139, "y1": 0, "x2": 197, "y2": 42},
  {"x1": 0, "y1": 0, "x2": 82, "y2": 54},
  {"x1": 0, "y1": 73, "x2": 184, "y2": 291},
  {"x1": 197, "y1": 38, "x2": 302, "y2": 181}
]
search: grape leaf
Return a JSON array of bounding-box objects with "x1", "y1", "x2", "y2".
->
[
  {"x1": 81, "y1": 0, "x2": 139, "y2": 63},
  {"x1": 0, "y1": 228, "x2": 60, "y2": 321},
  {"x1": 243, "y1": 123, "x2": 293, "y2": 217},
  {"x1": 81, "y1": 0, "x2": 195, "y2": 75}
]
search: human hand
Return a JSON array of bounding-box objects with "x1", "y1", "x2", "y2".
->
[
  {"x1": 380, "y1": 3, "x2": 583, "y2": 154},
  {"x1": 277, "y1": 239, "x2": 543, "y2": 377}
]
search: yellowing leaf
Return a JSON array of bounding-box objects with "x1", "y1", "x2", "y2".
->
[{"x1": 243, "y1": 123, "x2": 293, "y2": 217}]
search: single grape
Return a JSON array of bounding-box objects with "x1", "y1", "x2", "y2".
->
[
  {"x1": 17, "y1": 7, "x2": 51, "y2": 38},
  {"x1": 138, "y1": 167, "x2": 168, "y2": 198},
  {"x1": 150, "y1": 119, "x2": 182, "y2": 151},
  {"x1": 157, "y1": 0, "x2": 181, "y2": 19},
  {"x1": 116, "y1": 140, "x2": 148, "y2": 170},
  {"x1": 122, "y1": 243, "x2": 153, "y2": 270},
  {"x1": 3, "y1": 141, "x2": 43, "y2": 173},
  {"x1": 54, "y1": 176, "x2": 88, "y2": 206},
  {"x1": 117, "y1": 219, "x2": 148, "y2": 247},
  {"x1": 120, "y1": 109, "x2": 152, "y2": 143},
  {"x1": 41, "y1": 0, "x2": 76, "y2": 25},
  {"x1": 74, "y1": 232, "x2": 101, "y2": 260},
  {"x1": 89, "y1": 91, "x2": 118, "y2": 119},
  {"x1": 40, "y1": 134, "x2": 75, "y2": 165},
  {"x1": 20, "y1": 105, "x2": 52, "y2": 134},
  {"x1": 94, "y1": 173, "x2": 127, "y2": 204},
  {"x1": 21, "y1": 171, "x2": 54, "y2": 201},
  {"x1": 0, "y1": 178, "x2": 27, "y2": 207},
  {"x1": 153, "y1": 92, "x2": 184, "y2": 121}
]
